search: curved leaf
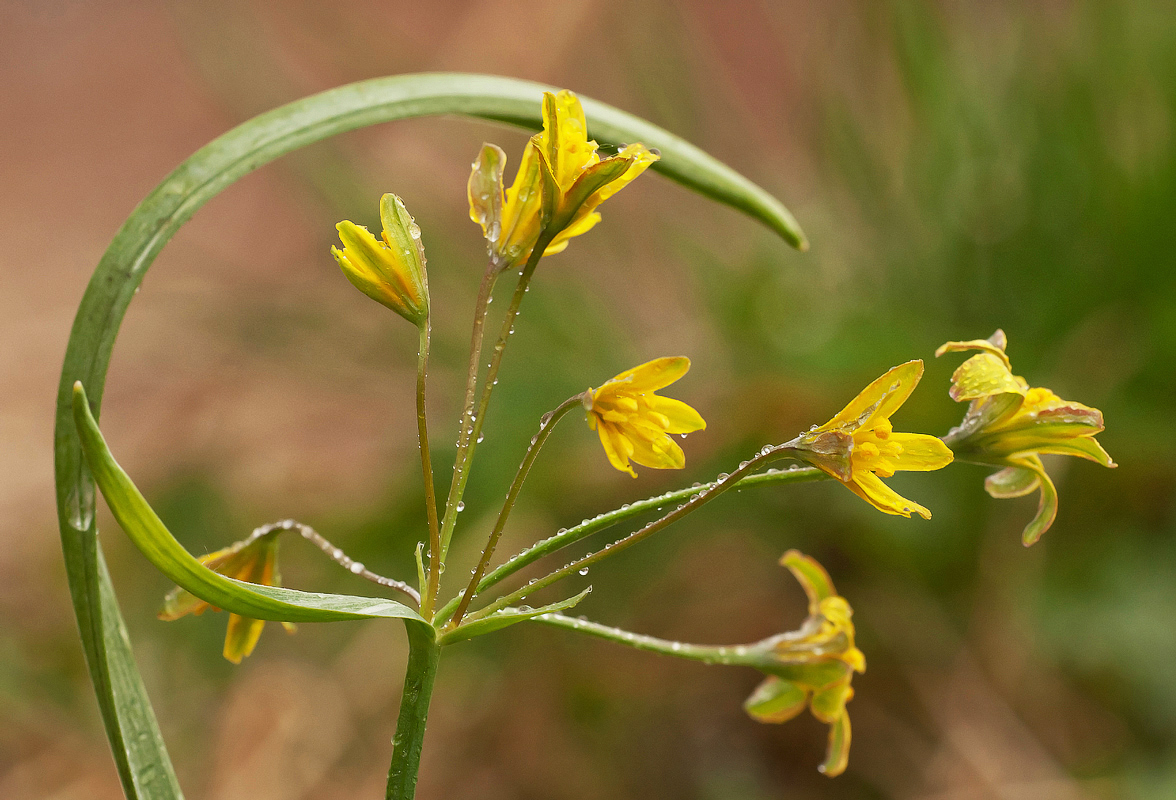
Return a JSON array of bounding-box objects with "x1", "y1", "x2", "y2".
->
[{"x1": 73, "y1": 383, "x2": 427, "y2": 625}]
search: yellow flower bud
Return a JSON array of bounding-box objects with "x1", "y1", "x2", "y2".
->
[{"x1": 333, "y1": 193, "x2": 429, "y2": 324}]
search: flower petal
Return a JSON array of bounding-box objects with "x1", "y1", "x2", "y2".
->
[
  {"x1": 1031, "y1": 437, "x2": 1116, "y2": 467},
  {"x1": 222, "y1": 614, "x2": 266, "y2": 664},
  {"x1": 1014, "y1": 456, "x2": 1058, "y2": 546},
  {"x1": 627, "y1": 432, "x2": 686, "y2": 470},
  {"x1": 948, "y1": 353, "x2": 1026, "y2": 402},
  {"x1": 597, "y1": 422, "x2": 636, "y2": 477},
  {"x1": 984, "y1": 466, "x2": 1040, "y2": 499},
  {"x1": 846, "y1": 471, "x2": 932, "y2": 519},
  {"x1": 780, "y1": 549, "x2": 836, "y2": 610},
  {"x1": 744, "y1": 676, "x2": 808, "y2": 724},
  {"x1": 643, "y1": 395, "x2": 706, "y2": 434},
  {"x1": 819, "y1": 361, "x2": 924, "y2": 433},
  {"x1": 888, "y1": 433, "x2": 954, "y2": 472},
  {"x1": 468, "y1": 143, "x2": 506, "y2": 243},
  {"x1": 819, "y1": 711, "x2": 852, "y2": 777},
  {"x1": 606, "y1": 356, "x2": 691, "y2": 393},
  {"x1": 935, "y1": 329, "x2": 1012, "y2": 370}
]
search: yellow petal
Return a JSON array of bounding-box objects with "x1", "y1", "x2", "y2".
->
[
  {"x1": 222, "y1": 614, "x2": 266, "y2": 664},
  {"x1": 810, "y1": 677, "x2": 854, "y2": 725},
  {"x1": 540, "y1": 90, "x2": 597, "y2": 190},
  {"x1": 886, "y1": 433, "x2": 954, "y2": 471},
  {"x1": 780, "y1": 550, "x2": 837, "y2": 611},
  {"x1": 597, "y1": 422, "x2": 636, "y2": 477},
  {"x1": 643, "y1": 395, "x2": 706, "y2": 434},
  {"x1": 744, "y1": 676, "x2": 809, "y2": 724},
  {"x1": 627, "y1": 432, "x2": 686, "y2": 470},
  {"x1": 819, "y1": 711, "x2": 852, "y2": 777},
  {"x1": 1012, "y1": 456, "x2": 1058, "y2": 546},
  {"x1": 606, "y1": 356, "x2": 691, "y2": 393},
  {"x1": 935, "y1": 329, "x2": 1012, "y2": 370},
  {"x1": 544, "y1": 211, "x2": 601, "y2": 255},
  {"x1": 819, "y1": 361, "x2": 923, "y2": 433},
  {"x1": 499, "y1": 139, "x2": 545, "y2": 262},
  {"x1": 468, "y1": 143, "x2": 506, "y2": 239},
  {"x1": 846, "y1": 471, "x2": 932, "y2": 519},
  {"x1": 948, "y1": 353, "x2": 1026, "y2": 402},
  {"x1": 984, "y1": 466, "x2": 1040, "y2": 498}
]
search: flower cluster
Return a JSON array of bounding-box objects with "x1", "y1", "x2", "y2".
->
[
  {"x1": 743, "y1": 550, "x2": 866, "y2": 777},
  {"x1": 937, "y1": 329, "x2": 1115, "y2": 544}
]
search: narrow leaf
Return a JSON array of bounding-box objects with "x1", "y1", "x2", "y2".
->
[{"x1": 439, "y1": 588, "x2": 591, "y2": 646}]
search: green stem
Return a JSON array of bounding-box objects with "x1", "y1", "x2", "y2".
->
[
  {"x1": 437, "y1": 266, "x2": 498, "y2": 576},
  {"x1": 438, "y1": 236, "x2": 553, "y2": 561},
  {"x1": 533, "y1": 613, "x2": 773, "y2": 667},
  {"x1": 386, "y1": 622, "x2": 440, "y2": 800},
  {"x1": 434, "y1": 465, "x2": 826, "y2": 624},
  {"x1": 465, "y1": 448, "x2": 807, "y2": 623},
  {"x1": 417, "y1": 323, "x2": 442, "y2": 618},
  {"x1": 448, "y1": 393, "x2": 583, "y2": 628}
]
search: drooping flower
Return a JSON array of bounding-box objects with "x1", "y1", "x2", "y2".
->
[
  {"x1": 332, "y1": 193, "x2": 429, "y2": 325},
  {"x1": 468, "y1": 90, "x2": 659, "y2": 269},
  {"x1": 937, "y1": 329, "x2": 1115, "y2": 545},
  {"x1": 584, "y1": 356, "x2": 706, "y2": 478},
  {"x1": 159, "y1": 529, "x2": 295, "y2": 664},
  {"x1": 743, "y1": 550, "x2": 865, "y2": 777},
  {"x1": 782, "y1": 361, "x2": 954, "y2": 518}
]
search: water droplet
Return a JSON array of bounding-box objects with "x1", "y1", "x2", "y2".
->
[
  {"x1": 456, "y1": 501, "x2": 465, "y2": 512},
  {"x1": 331, "y1": 548, "x2": 344, "y2": 559},
  {"x1": 578, "y1": 567, "x2": 589, "y2": 576},
  {"x1": 476, "y1": 434, "x2": 485, "y2": 443},
  {"x1": 66, "y1": 470, "x2": 95, "y2": 530},
  {"x1": 350, "y1": 562, "x2": 365, "y2": 574},
  {"x1": 486, "y1": 296, "x2": 493, "y2": 304},
  {"x1": 671, "y1": 642, "x2": 682, "y2": 652}
]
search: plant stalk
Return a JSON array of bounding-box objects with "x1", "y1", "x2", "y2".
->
[
  {"x1": 385, "y1": 622, "x2": 440, "y2": 800},
  {"x1": 448, "y1": 393, "x2": 583, "y2": 628},
  {"x1": 438, "y1": 236, "x2": 554, "y2": 561},
  {"x1": 417, "y1": 322, "x2": 442, "y2": 618}
]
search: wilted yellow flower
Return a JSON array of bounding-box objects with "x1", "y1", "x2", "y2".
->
[
  {"x1": 468, "y1": 90, "x2": 659, "y2": 268},
  {"x1": 937, "y1": 329, "x2": 1115, "y2": 545},
  {"x1": 584, "y1": 356, "x2": 705, "y2": 478},
  {"x1": 743, "y1": 550, "x2": 865, "y2": 777},
  {"x1": 333, "y1": 193, "x2": 429, "y2": 325},
  {"x1": 783, "y1": 361, "x2": 954, "y2": 518},
  {"x1": 159, "y1": 530, "x2": 295, "y2": 664}
]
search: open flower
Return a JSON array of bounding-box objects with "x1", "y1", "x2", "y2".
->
[
  {"x1": 468, "y1": 90, "x2": 659, "y2": 268},
  {"x1": 158, "y1": 529, "x2": 295, "y2": 663},
  {"x1": 584, "y1": 356, "x2": 706, "y2": 478},
  {"x1": 743, "y1": 550, "x2": 865, "y2": 777},
  {"x1": 782, "y1": 361, "x2": 954, "y2": 518},
  {"x1": 937, "y1": 329, "x2": 1115, "y2": 545},
  {"x1": 332, "y1": 193, "x2": 429, "y2": 325}
]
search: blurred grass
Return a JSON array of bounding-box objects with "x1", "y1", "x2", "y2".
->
[{"x1": 6, "y1": 0, "x2": 1176, "y2": 798}]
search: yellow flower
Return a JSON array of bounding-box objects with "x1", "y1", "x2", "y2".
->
[
  {"x1": 783, "y1": 361, "x2": 954, "y2": 518},
  {"x1": 158, "y1": 530, "x2": 295, "y2": 664},
  {"x1": 743, "y1": 550, "x2": 865, "y2": 777},
  {"x1": 468, "y1": 90, "x2": 659, "y2": 268},
  {"x1": 333, "y1": 193, "x2": 429, "y2": 325},
  {"x1": 584, "y1": 356, "x2": 706, "y2": 478},
  {"x1": 937, "y1": 329, "x2": 1115, "y2": 545}
]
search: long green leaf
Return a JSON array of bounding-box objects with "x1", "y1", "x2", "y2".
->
[
  {"x1": 438, "y1": 589, "x2": 592, "y2": 646},
  {"x1": 73, "y1": 383, "x2": 427, "y2": 625},
  {"x1": 52, "y1": 72, "x2": 808, "y2": 798}
]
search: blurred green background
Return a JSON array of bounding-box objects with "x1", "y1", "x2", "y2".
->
[{"x1": 3, "y1": 1, "x2": 1174, "y2": 798}]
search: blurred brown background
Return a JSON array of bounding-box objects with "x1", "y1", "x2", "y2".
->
[{"x1": 3, "y1": 1, "x2": 1174, "y2": 798}]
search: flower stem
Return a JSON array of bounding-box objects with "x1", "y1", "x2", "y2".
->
[
  {"x1": 252, "y1": 519, "x2": 420, "y2": 605},
  {"x1": 437, "y1": 265, "x2": 498, "y2": 580},
  {"x1": 447, "y1": 393, "x2": 584, "y2": 629},
  {"x1": 386, "y1": 622, "x2": 440, "y2": 800},
  {"x1": 532, "y1": 613, "x2": 772, "y2": 668},
  {"x1": 433, "y1": 466, "x2": 826, "y2": 624},
  {"x1": 417, "y1": 322, "x2": 442, "y2": 618},
  {"x1": 438, "y1": 237, "x2": 553, "y2": 562},
  {"x1": 464, "y1": 448, "x2": 806, "y2": 623}
]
